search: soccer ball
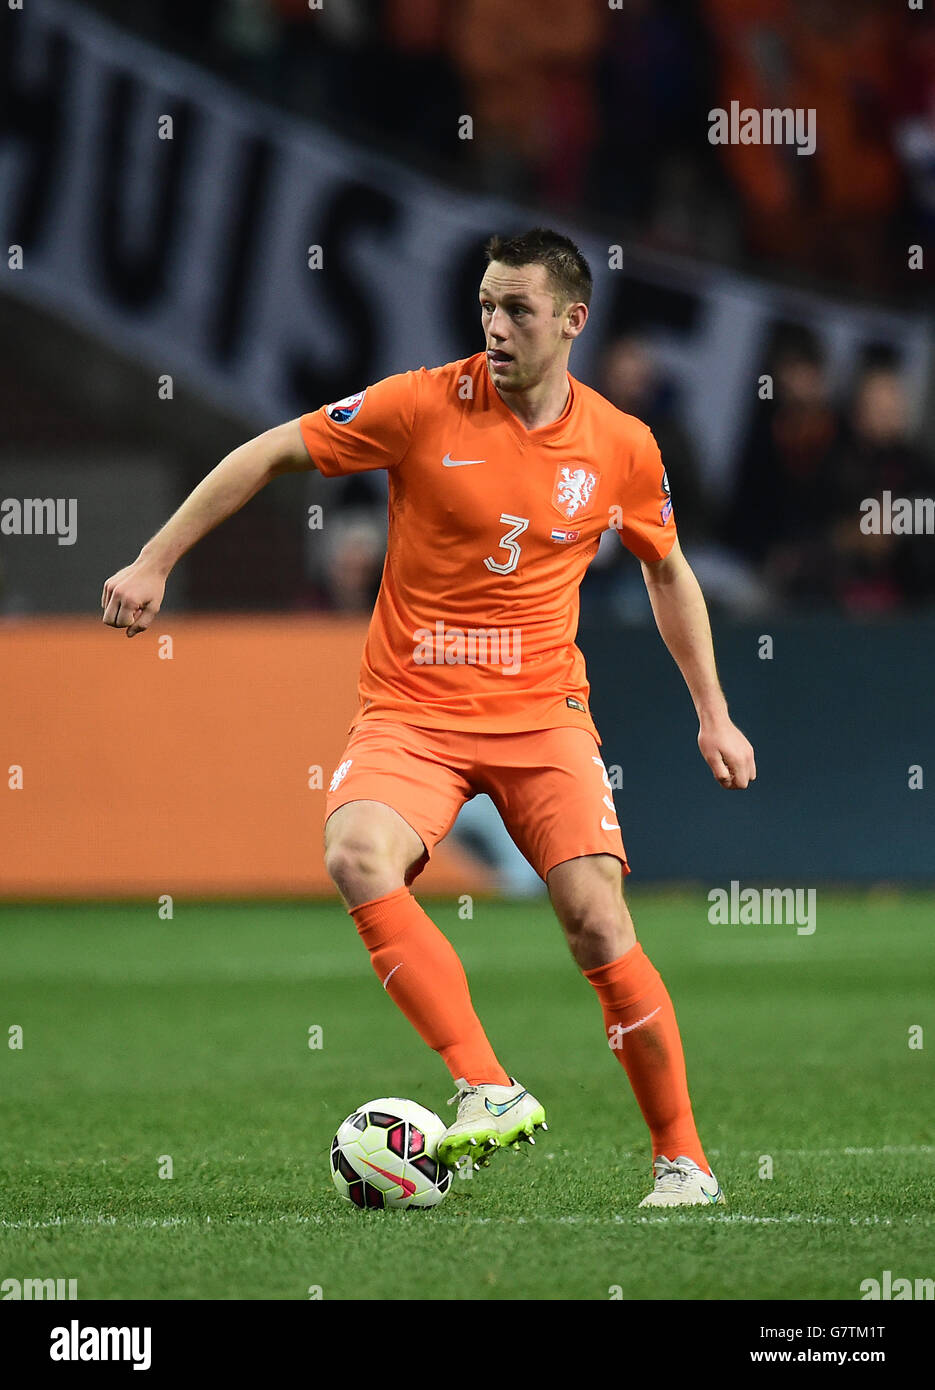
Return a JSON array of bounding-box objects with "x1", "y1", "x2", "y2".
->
[{"x1": 330, "y1": 1097, "x2": 453, "y2": 1210}]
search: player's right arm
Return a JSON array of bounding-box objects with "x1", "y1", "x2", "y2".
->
[{"x1": 101, "y1": 419, "x2": 310, "y2": 637}]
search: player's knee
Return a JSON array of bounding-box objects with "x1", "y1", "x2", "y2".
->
[
  {"x1": 324, "y1": 833, "x2": 401, "y2": 902},
  {"x1": 323, "y1": 836, "x2": 377, "y2": 893},
  {"x1": 559, "y1": 898, "x2": 636, "y2": 964},
  {"x1": 562, "y1": 907, "x2": 616, "y2": 945}
]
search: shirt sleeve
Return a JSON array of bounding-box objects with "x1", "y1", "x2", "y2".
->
[
  {"x1": 299, "y1": 370, "x2": 419, "y2": 477},
  {"x1": 614, "y1": 425, "x2": 678, "y2": 562}
]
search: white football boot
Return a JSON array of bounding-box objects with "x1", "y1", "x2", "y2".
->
[
  {"x1": 638, "y1": 1155, "x2": 725, "y2": 1208},
  {"x1": 437, "y1": 1077, "x2": 547, "y2": 1170}
]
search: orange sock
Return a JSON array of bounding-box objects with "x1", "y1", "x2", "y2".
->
[
  {"x1": 584, "y1": 944, "x2": 710, "y2": 1172},
  {"x1": 351, "y1": 886, "x2": 510, "y2": 1087}
]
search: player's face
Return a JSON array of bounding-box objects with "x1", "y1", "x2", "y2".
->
[{"x1": 479, "y1": 263, "x2": 580, "y2": 393}]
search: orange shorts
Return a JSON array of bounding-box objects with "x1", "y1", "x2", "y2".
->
[{"x1": 325, "y1": 720, "x2": 629, "y2": 883}]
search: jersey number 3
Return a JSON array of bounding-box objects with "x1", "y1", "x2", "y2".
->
[{"x1": 484, "y1": 514, "x2": 530, "y2": 575}]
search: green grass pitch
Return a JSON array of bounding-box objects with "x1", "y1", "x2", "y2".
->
[{"x1": 1, "y1": 891, "x2": 932, "y2": 1300}]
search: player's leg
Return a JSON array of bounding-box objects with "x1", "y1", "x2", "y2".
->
[
  {"x1": 547, "y1": 853, "x2": 722, "y2": 1204},
  {"x1": 323, "y1": 723, "x2": 511, "y2": 1100},
  {"x1": 485, "y1": 727, "x2": 723, "y2": 1205}
]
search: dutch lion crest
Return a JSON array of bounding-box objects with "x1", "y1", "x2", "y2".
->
[{"x1": 553, "y1": 465, "x2": 599, "y2": 520}]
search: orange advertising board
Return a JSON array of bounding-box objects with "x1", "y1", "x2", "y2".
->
[{"x1": 0, "y1": 617, "x2": 490, "y2": 898}]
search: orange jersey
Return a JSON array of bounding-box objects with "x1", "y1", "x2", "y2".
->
[{"x1": 299, "y1": 353, "x2": 676, "y2": 738}]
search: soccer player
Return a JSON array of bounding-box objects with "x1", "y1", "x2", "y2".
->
[{"x1": 102, "y1": 228, "x2": 755, "y2": 1207}]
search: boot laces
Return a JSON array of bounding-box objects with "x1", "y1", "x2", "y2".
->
[
  {"x1": 652, "y1": 1156, "x2": 701, "y2": 1191},
  {"x1": 447, "y1": 1083, "x2": 477, "y2": 1109}
]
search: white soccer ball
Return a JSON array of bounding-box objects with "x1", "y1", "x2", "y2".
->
[{"x1": 329, "y1": 1097, "x2": 453, "y2": 1210}]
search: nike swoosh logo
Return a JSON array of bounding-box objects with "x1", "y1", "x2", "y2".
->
[
  {"x1": 601, "y1": 817, "x2": 619, "y2": 831},
  {"x1": 704, "y1": 1184, "x2": 722, "y2": 1204},
  {"x1": 381, "y1": 962, "x2": 403, "y2": 990},
  {"x1": 484, "y1": 1090, "x2": 527, "y2": 1117},
  {"x1": 442, "y1": 453, "x2": 485, "y2": 467},
  {"x1": 362, "y1": 1159, "x2": 417, "y2": 1197},
  {"x1": 611, "y1": 1005, "x2": 662, "y2": 1039}
]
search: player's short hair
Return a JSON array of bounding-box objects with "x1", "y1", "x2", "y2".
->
[{"x1": 484, "y1": 228, "x2": 593, "y2": 311}]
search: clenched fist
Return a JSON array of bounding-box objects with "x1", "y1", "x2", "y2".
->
[
  {"x1": 698, "y1": 717, "x2": 757, "y2": 790},
  {"x1": 101, "y1": 558, "x2": 167, "y2": 637}
]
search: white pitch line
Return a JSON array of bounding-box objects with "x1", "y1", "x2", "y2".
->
[
  {"x1": 435, "y1": 1213, "x2": 933, "y2": 1228},
  {"x1": 552, "y1": 1145, "x2": 934, "y2": 1162},
  {"x1": 1, "y1": 1212, "x2": 932, "y2": 1231},
  {"x1": 704, "y1": 1146, "x2": 934, "y2": 1158}
]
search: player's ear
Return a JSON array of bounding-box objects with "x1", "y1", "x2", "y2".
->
[{"x1": 563, "y1": 303, "x2": 588, "y2": 340}]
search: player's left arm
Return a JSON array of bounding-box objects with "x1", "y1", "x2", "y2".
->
[{"x1": 640, "y1": 538, "x2": 756, "y2": 790}]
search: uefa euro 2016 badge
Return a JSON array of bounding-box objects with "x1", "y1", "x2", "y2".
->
[
  {"x1": 326, "y1": 390, "x2": 367, "y2": 423},
  {"x1": 660, "y1": 468, "x2": 673, "y2": 523}
]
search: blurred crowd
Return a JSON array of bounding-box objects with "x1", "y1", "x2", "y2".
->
[
  {"x1": 71, "y1": 0, "x2": 935, "y2": 619},
  {"x1": 306, "y1": 338, "x2": 935, "y2": 620},
  {"x1": 90, "y1": 0, "x2": 934, "y2": 294},
  {"x1": 720, "y1": 335, "x2": 935, "y2": 615}
]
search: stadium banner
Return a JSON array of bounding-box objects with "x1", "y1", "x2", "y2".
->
[
  {"x1": 1, "y1": 0, "x2": 932, "y2": 497},
  {"x1": 0, "y1": 616, "x2": 492, "y2": 898}
]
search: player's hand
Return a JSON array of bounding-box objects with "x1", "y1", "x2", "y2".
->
[
  {"x1": 101, "y1": 558, "x2": 167, "y2": 637},
  {"x1": 698, "y1": 718, "x2": 756, "y2": 789}
]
